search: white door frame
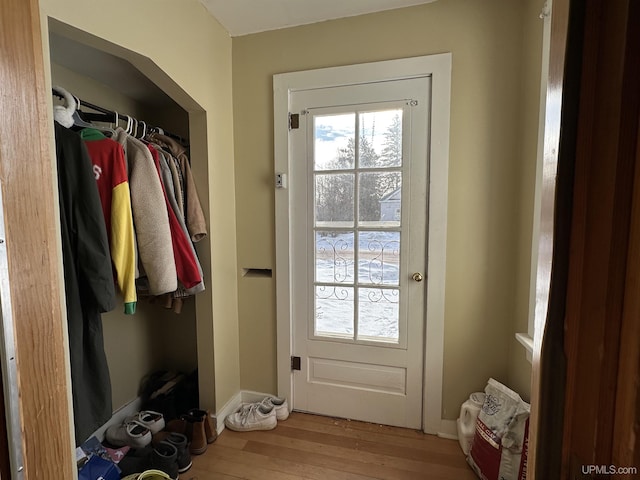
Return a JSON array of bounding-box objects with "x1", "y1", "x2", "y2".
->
[{"x1": 274, "y1": 54, "x2": 451, "y2": 434}]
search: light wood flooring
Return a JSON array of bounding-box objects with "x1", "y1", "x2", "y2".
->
[{"x1": 186, "y1": 412, "x2": 477, "y2": 479}]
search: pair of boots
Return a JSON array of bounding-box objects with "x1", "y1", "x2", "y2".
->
[
  {"x1": 119, "y1": 433, "x2": 190, "y2": 480},
  {"x1": 165, "y1": 409, "x2": 216, "y2": 455}
]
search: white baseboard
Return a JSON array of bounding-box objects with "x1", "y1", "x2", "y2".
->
[
  {"x1": 437, "y1": 419, "x2": 458, "y2": 440},
  {"x1": 110, "y1": 388, "x2": 455, "y2": 441},
  {"x1": 226, "y1": 389, "x2": 458, "y2": 442},
  {"x1": 89, "y1": 397, "x2": 143, "y2": 443},
  {"x1": 241, "y1": 390, "x2": 273, "y2": 404},
  {"x1": 211, "y1": 391, "x2": 243, "y2": 435},
  {"x1": 87, "y1": 390, "x2": 280, "y2": 442}
]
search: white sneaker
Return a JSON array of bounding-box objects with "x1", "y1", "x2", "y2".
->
[
  {"x1": 125, "y1": 410, "x2": 166, "y2": 434},
  {"x1": 224, "y1": 403, "x2": 277, "y2": 432},
  {"x1": 105, "y1": 421, "x2": 152, "y2": 448},
  {"x1": 238, "y1": 396, "x2": 290, "y2": 421},
  {"x1": 261, "y1": 396, "x2": 289, "y2": 421}
]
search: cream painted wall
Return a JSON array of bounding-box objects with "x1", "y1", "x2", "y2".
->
[
  {"x1": 51, "y1": 63, "x2": 147, "y2": 120},
  {"x1": 143, "y1": 105, "x2": 190, "y2": 140},
  {"x1": 233, "y1": 0, "x2": 538, "y2": 419},
  {"x1": 40, "y1": 0, "x2": 240, "y2": 413}
]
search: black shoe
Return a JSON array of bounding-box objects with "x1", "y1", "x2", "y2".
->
[
  {"x1": 118, "y1": 441, "x2": 179, "y2": 480},
  {"x1": 162, "y1": 432, "x2": 192, "y2": 473},
  {"x1": 152, "y1": 441, "x2": 179, "y2": 480}
]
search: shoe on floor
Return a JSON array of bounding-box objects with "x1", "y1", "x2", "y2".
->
[
  {"x1": 126, "y1": 411, "x2": 166, "y2": 435},
  {"x1": 164, "y1": 414, "x2": 207, "y2": 455},
  {"x1": 160, "y1": 432, "x2": 192, "y2": 473},
  {"x1": 106, "y1": 421, "x2": 152, "y2": 448},
  {"x1": 224, "y1": 403, "x2": 277, "y2": 432},
  {"x1": 261, "y1": 396, "x2": 289, "y2": 421},
  {"x1": 187, "y1": 408, "x2": 217, "y2": 443},
  {"x1": 118, "y1": 441, "x2": 179, "y2": 480},
  {"x1": 239, "y1": 396, "x2": 289, "y2": 421},
  {"x1": 185, "y1": 413, "x2": 208, "y2": 455},
  {"x1": 165, "y1": 417, "x2": 188, "y2": 437}
]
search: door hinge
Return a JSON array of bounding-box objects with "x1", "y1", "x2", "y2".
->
[
  {"x1": 289, "y1": 112, "x2": 299, "y2": 130},
  {"x1": 291, "y1": 356, "x2": 301, "y2": 371}
]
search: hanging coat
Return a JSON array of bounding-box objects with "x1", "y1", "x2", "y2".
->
[
  {"x1": 113, "y1": 128, "x2": 177, "y2": 295},
  {"x1": 156, "y1": 148, "x2": 204, "y2": 295},
  {"x1": 54, "y1": 122, "x2": 115, "y2": 444},
  {"x1": 147, "y1": 132, "x2": 207, "y2": 243},
  {"x1": 82, "y1": 128, "x2": 137, "y2": 314},
  {"x1": 148, "y1": 145, "x2": 202, "y2": 290}
]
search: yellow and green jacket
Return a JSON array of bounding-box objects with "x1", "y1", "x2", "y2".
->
[{"x1": 82, "y1": 128, "x2": 137, "y2": 314}]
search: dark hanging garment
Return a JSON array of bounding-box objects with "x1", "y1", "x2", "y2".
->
[{"x1": 54, "y1": 122, "x2": 116, "y2": 444}]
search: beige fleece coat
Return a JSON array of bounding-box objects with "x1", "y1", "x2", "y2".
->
[{"x1": 114, "y1": 128, "x2": 177, "y2": 295}]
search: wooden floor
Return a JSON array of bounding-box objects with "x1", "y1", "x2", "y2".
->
[{"x1": 186, "y1": 412, "x2": 477, "y2": 479}]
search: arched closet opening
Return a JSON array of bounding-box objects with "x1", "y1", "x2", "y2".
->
[{"x1": 47, "y1": 18, "x2": 215, "y2": 444}]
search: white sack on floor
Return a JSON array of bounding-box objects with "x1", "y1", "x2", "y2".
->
[{"x1": 468, "y1": 378, "x2": 530, "y2": 480}]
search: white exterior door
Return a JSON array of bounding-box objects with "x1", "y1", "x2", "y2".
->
[
  {"x1": 275, "y1": 55, "x2": 451, "y2": 434},
  {"x1": 288, "y1": 77, "x2": 430, "y2": 428}
]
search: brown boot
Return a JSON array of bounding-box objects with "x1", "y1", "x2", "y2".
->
[
  {"x1": 165, "y1": 417, "x2": 188, "y2": 437},
  {"x1": 205, "y1": 410, "x2": 217, "y2": 444},
  {"x1": 188, "y1": 409, "x2": 217, "y2": 444},
  {"x1": 186, "y1": 414, "x2": 207, "y2": 455}
]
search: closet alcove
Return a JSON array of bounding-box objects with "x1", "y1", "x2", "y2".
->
[{"x1": 48, "y1": 18, "x2": 213, "y2": 441}]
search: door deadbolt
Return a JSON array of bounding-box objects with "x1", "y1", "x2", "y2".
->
[{"x1": 412, "y1": 272, "x2": 424, "y2": 282}]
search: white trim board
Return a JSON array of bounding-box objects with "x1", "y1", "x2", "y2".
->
[
  {"x1": 273, "y1": 54, "x2": 451, "y2": 434},
  {"x1": 214, "y1": 389, "x2": 459, "y2": 440},
  {"x1": 92, "y1": 391, "x2": 276, "y2": 441},
  {"x1": 211, "y1": 391, "x2": 243, "y2": 435}
]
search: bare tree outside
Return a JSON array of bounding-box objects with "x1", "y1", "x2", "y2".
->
[
  {"x1": 315, "y1": 112, "x2": 402, "y2": 225},
  {"x1": 313, "y1": 109, "x2": 405, "y2": 341}
]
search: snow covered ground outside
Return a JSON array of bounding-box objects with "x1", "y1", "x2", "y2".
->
[{"x1": 314, "y1": 231, "x2": 401, "y2": 341}]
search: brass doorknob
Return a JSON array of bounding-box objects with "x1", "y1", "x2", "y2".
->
[{"x1": 412, "y1": 272, "x2": 423, "y2": 282}]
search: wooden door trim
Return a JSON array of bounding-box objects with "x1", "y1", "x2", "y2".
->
[
  {"x1": 530, "y1": 0, "x2": 640, "y2": 477},
  {"x1": 611, "y1": 3, "x2": 640, "y2": 473},
  {"x1": 528, "y1": 0, "x2": 573, "y2": 477},
  {"x1": 0, "y1": 0, "x2": 75, "y2": 477},
  {"x1": 560, "y1": 0, "x2": 640, "y2": 476},
  {"x1": 612, "y1": 97, "x2": 640, "y2": 477}
]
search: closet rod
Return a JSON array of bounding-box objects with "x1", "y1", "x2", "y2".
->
[{"x1": 52, "y1": 89, "x2": 189, "y2": 146}]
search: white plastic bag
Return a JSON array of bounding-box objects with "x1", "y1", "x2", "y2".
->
[{"x1": 468, "y1": 378, "x2": 530, "y2": 480}]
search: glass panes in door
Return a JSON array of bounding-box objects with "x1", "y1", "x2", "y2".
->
[{"x1": 312, "y1": 108, "x2": 404, "y2": 343}]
